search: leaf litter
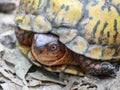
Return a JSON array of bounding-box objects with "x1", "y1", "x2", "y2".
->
[{"x1": 0, "y1": 27, "x2": 66, "y2": 89}]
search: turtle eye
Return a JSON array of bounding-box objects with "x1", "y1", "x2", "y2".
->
[{"x1": 49, "y1": 44, "x2": 59, "y2": 51}]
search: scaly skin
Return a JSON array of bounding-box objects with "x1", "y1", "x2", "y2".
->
[
  {"x1": 76, "y1": 56, "x2": 116, "y2": 76},
  {"x1": 15, "y1": 27, "x2": 35, "y2": 46}
]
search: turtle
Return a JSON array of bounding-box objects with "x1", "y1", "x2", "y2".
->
[{"x1": 15, "y1": 0, "x2": 120, "y2": 76}]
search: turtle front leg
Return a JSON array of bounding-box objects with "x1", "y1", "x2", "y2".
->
[
  {"x1": 77, "y1": 57, "x2": 116, "y2": 77},
  {"x1": 87, "y1": 62, "x2": 116, "y2": 77}
]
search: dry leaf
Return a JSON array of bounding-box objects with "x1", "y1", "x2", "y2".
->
[
  {"x1": 1, "y1": 83, "x2": 22, "y2": 90},
  {"x1": 37, "y1": 85, "x2": 62, "y2": 90},
  {"x1": 27, "y1": 85, "x2": 62, "y2": 90},
  {"x1": 0, "y1": 74, "x2": 10, "y2": 83},
  {"x1": 21, "y1": 86, "x2": 29, "y2": 90},
  {"x1": 3, "y1": 50, "x2": 20, "y2": 66},
  {"x1": 26, "y1": 78, "x2": 42, "y2": 87},
  {"x1": 14, "y1": 53, "x2": 32, "y2": 82},
  {"x1": 28, "y1": 71, "x2": 65, "y2": 85},
  {"x1": 0, "y1": 66, "x2": 23, "y2": 86}
]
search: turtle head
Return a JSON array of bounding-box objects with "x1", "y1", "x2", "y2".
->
[{"x1": 32, "y1": 34, "x2": 72, "y2": 66}]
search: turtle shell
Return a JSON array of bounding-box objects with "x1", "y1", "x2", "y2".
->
[{"x1": 15, "y1": 0, "x2": 120, "y2": 60}]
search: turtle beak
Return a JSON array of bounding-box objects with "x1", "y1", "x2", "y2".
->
[
  {"x1": 34, "y1": 34, "x2": 41, "y2": 48},
  {"x1": 33, "y1": 34, "x2": 58, "y2": 48}
]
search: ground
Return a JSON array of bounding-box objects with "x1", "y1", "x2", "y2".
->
[{"x1": 0, "y1": 0, "x2": 120, "y2": 90}]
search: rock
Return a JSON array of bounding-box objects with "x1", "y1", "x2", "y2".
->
[
  {"x1": 0, "y1": 0, "x2": 19, "y2": 13},
  {"x1": 0, "y1": 3, "x2": 16, "y2": 13}
]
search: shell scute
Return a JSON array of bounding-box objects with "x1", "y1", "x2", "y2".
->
[
  {"x1": 102, "y1": 46, "x2": 116, "y2": 60},
  {"x1": 17, "y1": 14, "x2": 32, "y2": 31},
  {"x1": 32, "y1": 15, "x2": 52, "y2": 33},
  {"x1": 16, "y1": 14, "x2": 52, "y2": 33},
  {"x1": 79, "y1": 0, "x2": 120, "y2": 45},
  {"x1": 85, "y1": 45, "x2": 102, "y2": 60},
  {"x1": 66, "y1": 36, "x2": 88, "y2": 55},
  {"x1": 20, "y1": 0, "x2": 48, "y2": 14},
  {"x1": 51, "y1": 28, "x2": 77, "y2": 44},
  {"x1": 46, "y1": 0, "x2": 83, "y2": 27}
]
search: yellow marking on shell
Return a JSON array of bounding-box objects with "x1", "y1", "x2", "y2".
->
[
  {"x1": 19, "y1": 15, "x2": 32, "y2": 30},
  {"x1": 81, "y1": 0, "x2": 120, "y2": 45},
  {"x1": 116, "y1": 47, "x2": 120, "y2": 57},
  {"x1": 46, "y1": 0, "x2": 83, "y2": 27},
  {"x1": 32, "y1": 15, "x2": 52, "y2": 33},
  {"x1": 16, "y1": 14, "x2": 52, "y2": 33},
  {"x1": 36, "y1": 0, "x2": 48, "y2": 13},
  {"x1": 15, "y1": 15, "x2": 23, "y2": 23},
  {"x1": 102, "y1": 47, "x2": 115, "y2": 60},
  {"x1": 108, "y1": 46, "x2": 120, "y2": 60},
  {"x1": 20, "y1": 0, "x2": 39, "y2": 14},
  {"x1": 112, "y1": 0, "x2": 120, "y2": 5},
  {"x1": 85, "y1": 45, "x2": 102, "y2": 59},
  {"x1": 67, "y1": 36, "x2": 88, "y2": 54},
  {"x1": 51, "y1": 28, "x2": 77, "y2": 43},
  {"x1": 33, "y1": 0, "x2": 39, "y2": 12}
]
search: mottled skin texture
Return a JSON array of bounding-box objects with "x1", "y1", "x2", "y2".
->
[
  {"x1": 15, "y1": 28, "x2": 35, "y2": 46},
  {"x1": 15, "y1": 0, "x2": 120, "y2": 76}
]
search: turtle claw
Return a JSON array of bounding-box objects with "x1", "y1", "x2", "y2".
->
[
  {"x1": 99, "y1": 62, "x2": 117, "y2": 78},
  {"x1": 88, "y1": 62, "x2": 116, "y2": 77}
]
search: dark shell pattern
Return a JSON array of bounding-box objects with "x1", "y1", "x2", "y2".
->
[{"x1": 15, "y1": 0, "x2": 120, "y2": 60}]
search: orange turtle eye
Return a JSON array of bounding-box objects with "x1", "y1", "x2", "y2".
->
[{"x1": 49, "y1": 44, "x2": 59, "y2": 51}]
